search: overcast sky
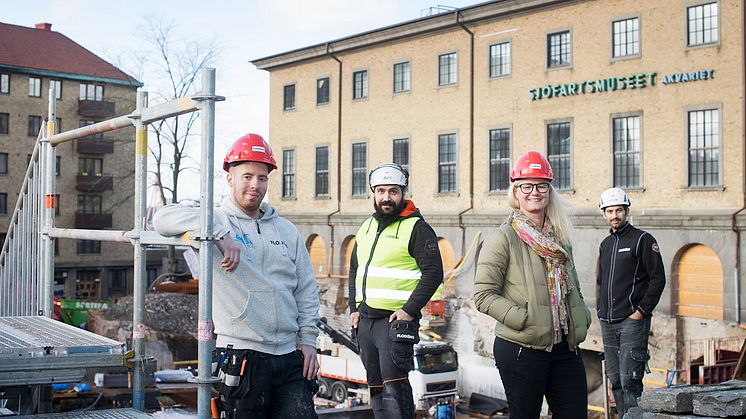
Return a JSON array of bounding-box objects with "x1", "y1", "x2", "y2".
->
[{"x1": 5, "y1": 0, "x2": 477, "y2": 200}]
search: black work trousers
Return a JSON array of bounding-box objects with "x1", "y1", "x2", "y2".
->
[
  {"x1": 493, "y1": 336, "x2": 588, "y2": 419},
  {"x1": 215, "y1": 348, "x2": 317, "y2": 419},
  {"x1": 357, "y1": 315, "x2": 415, "y2": 419}
]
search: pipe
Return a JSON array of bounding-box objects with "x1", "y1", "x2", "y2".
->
[
  {"x1": 195, "y1": 67, "x2": 218, "y2": 419},
  {"x1": 735, "y1": 2, "x2": 746, "y2": 325},
  {"x1": 42, "y1": 85, "x2": 57, "y2": 317},
  {"x1": 326, "y1": 43, "x2": 343, "y2": 278},
  {"x1": 456, "y1": 11, "x2": 475, "y2": 257},
  {"x1": 131, "y1": 89, "x2": 148, "y2": 411}
]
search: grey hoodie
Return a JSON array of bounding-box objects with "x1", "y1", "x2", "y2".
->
[{"x1": 154, "y1": 199, "x2": 320, "y2": 355}]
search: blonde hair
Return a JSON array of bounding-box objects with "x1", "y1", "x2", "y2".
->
[{"x1": 507, "y1": 181, "x2": 573, "y2": 246}]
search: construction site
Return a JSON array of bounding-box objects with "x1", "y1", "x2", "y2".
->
[{"x1": 2, "y1": 0, "x2": 746, "y2": 418}]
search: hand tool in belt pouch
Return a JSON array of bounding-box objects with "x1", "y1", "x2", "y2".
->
[{"x1": 389, "y1": 320, "x2": 419, "y2": 344}]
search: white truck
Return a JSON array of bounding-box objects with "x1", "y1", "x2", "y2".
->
[{"x1": 316, "y1": 319, "x2": 458, "y2": 418}]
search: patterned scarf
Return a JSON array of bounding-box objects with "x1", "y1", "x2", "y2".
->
[{"x1": 509, "y1": 210, "x2": 571, "y2": 344}]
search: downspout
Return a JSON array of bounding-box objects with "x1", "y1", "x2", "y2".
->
[
  {"x1": 456, "y1": 11, "x2": 475, "y2": 255},
  {"x1": 734, "y1": 4, "x2": 746, "y2": 325},
  {"x1": 326, "y1": 43, "x2": 343, "y2": 277}
]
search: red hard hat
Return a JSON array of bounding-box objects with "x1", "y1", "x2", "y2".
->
[
  {"x1": 223, "y1": 133, "x2": 277, "y2": 172},
  {"x1": 510, "y1": 151, "x2": 554, "y2": 182}
]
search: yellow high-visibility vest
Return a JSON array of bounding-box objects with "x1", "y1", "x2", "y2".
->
[{"x1": 354, "y1": 216, "x2": 420, "y2": 311}]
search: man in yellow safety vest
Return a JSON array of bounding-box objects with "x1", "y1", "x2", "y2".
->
[{"x1": 348, "y1": 163, "x2": 444, "y2": 419}]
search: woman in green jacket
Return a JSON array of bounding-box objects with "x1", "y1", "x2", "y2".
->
[{"x1": 473, "y1": 151, "x2": 591, "y2": 419}]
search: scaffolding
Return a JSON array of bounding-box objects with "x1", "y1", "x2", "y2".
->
[{"x1": 0, "y1": 68, "x2": 223, "y2": 418}]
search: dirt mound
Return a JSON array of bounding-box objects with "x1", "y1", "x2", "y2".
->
[{"x1": 98, "y1": 293, "x2": 198, "y2": 337}]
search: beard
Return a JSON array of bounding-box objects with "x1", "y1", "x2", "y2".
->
[{"x1": 374, "y1": 198, "x2": 407, "y2": 222}]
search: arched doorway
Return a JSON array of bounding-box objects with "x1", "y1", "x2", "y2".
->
[
  {"x1": 438, "y1": 237, "x2": 456, "y2": 272},
  {"x1": 306, "y1": 234, "x2": 327, "y2": 276},
  {"x1": 341, "y1": 235, "x2": 356, "y2": 276},
  {"x1": 675, "y1": 244, "x2": 723, "y2": 319}
]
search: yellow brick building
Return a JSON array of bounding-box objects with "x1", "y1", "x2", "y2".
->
[{"x1": 253, "y1": 0, "x2": 745, "y2": 398}]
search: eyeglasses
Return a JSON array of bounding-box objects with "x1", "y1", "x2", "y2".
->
[{"x1": 517, "y1": 182, "x2": 550, "y2": 194}]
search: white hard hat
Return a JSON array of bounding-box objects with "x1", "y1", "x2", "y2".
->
[
  {"x1": 599, "y1": 187, "x2": 631, "y2": 209},
  {"x1": 369, "y1": 163, "x2": 408, "y2": 191}
]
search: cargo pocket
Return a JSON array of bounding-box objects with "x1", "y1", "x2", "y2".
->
[
  {"x1": 629, "y1": 348, "x2": 650, "y2": 381},
  {"x1": 391, "y1": 341, "x2": 415, "y2": 371}
]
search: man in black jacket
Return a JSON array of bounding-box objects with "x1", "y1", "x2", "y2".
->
[
  {"x1": 597, "y1": 187, "x2": 666, "y2": 418},
  {"x1": 348, "y1": 163, "x2": 443, "y2": 419}
]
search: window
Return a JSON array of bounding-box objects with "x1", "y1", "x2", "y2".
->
[
  {"x1": 353, "y1": 70, "x2": 368, "y2": 100},
  {"x1": 612, "y1": 17, "x2": 640, "y2": 58},
  {"x1": 109, "y1": 269, "x2": 127, "y2": 296},
  {"x1": 393, "y1": 62, "x2": 411, "y2": 93},
  {"x1": 28, "y1": 115, "x2": 42, "y2": 137},
  {"x1": 489, "y1": 42, "x2": 511, "y2": 77},
  {"x1": 317, "y1": 77, "x2": 330, "y2": 105},
  {"x1": 56, "y1": 156, "x2": 61, "y2": 177},
  {"x1": 51, "y1": 79, "x2": 62, "y2": 99},
  {"x1": 54, "y1": 194, "x2": 60, "y2": 215},
  {"x1": 78, "y1": 157, "x2": 103, "y2": 176},
  {"x1": 53, "y1": 117, "x2": 62, "y2": 134},
  {"x1": 77, "y1": 194, "x2": 102, "y2": 214},
  {"x1": 0, "y1": 193, "x2": 6, "y2": 215},
  {"x1": 613, "y1": 115, "x2": 641, "y2": 188},
  {"x1": 489, "y1": 128, "x2": 511, "y2": 191},
  {"x1": 315, "y1": 146, "x2": 329, "y2": 196},
  {"x1": 0, "y1": 153, "x2": 7, "y2": 175},
  {"x1": 547, "y1": 30, "x2": 571, "y2": 68},
  {"x1": 79, "y1": 83, "x2": 103, "y2": 101},
  {"x1": 351, "y1": 142, "x2": 367, "y2": 196},
  {"x1": 438, "y1": 134, "x2": 457, "y2": 193},
  {"x1": 392, "y1": 138, "x2": 410, "y2": 173},
  {"x1": 283, "y1": 84, "x2": 296, "y2": 111},
  {"x1": 0, "y1": 113, "x2": 8, "y2": 135},
  {"x1": 281, "y1": 149, "x2": 295, "y2": 198},
  {"x1": 29, "y1": 77, "x2": 41, "y2": 97},
  {"x1": 438, "y1": 53, "x2": 458, "y2": 86},
  {"x1": 688, "y1": 2, "x2": 719, "y2": 46},
  {"x1": 688, "y1": 109, "x2": 720, "y2": 187},
  {"x1": 547, "y1": 122, "x2": 572, "y2": 190},
  {"x1": 1, "y1": 74, "x2": 9, "y2": 94},
  {"x1": 76, "y1": 240, "x2": 101, "y2": 254}
]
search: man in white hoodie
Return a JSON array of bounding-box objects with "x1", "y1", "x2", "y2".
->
[{"x1": 154, "y1": 133, "x2": 320, "y2": 419}]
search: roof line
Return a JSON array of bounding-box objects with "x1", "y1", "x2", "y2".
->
[
  {"x1": 0, "y1": 64, "x2": 143, "y2": 87},
  {"x1": 250, "y1": 0, "x2": 573, "y2": 70}
]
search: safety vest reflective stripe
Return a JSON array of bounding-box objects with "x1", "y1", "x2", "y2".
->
[{"x1": 356, "y1": 266, "x2": 421, "y2": 281}]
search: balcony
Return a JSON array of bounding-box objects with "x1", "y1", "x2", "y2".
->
[
  {"x1": 77, "y1": 137, "x2": 114, "y2": 154},
  {"x1": 76, "y1": 175, "x2": 113, "y2": 192},
  {"x1": 78, "y1": 100, "x2": 115, "y2": 118},
  {"x1": 75, "y1": 213, "x2": 112, "y2": 229}
]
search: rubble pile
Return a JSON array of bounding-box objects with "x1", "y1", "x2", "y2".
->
[
  {"x1": 627, "y1": 380, "x2": 746, "y2": 418},
  {"x1": 97, "y1": 293, "x2": 198, "y2": 337}
]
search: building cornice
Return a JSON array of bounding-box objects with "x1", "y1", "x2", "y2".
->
[
  {"x1": 251, "y1": 0, "x2": 575, "y2": 71},
  {"x1": 0, "y1": 64, "x2": 143, "y2": 87}
]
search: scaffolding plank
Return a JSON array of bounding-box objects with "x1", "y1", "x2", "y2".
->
[
  {"x1": 16, "y1": 408, "x2": 151, "y2": 418},
  {"x1": 0, "y1": 316, "x2": 124, "y2": 384}
]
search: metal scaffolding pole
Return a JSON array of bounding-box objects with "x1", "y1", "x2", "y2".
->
[
  {"x1": 42, "y1": 87, "x2": 57, "y2": 317},
  {"x1": 191, "y1": 67, "x2": 220, "y2": 419},
  {"x1": 131, "y1": 90, "x2": 149, "y2": 411}
]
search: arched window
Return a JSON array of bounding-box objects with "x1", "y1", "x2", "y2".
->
[
  {"x1": 341, "y1": 235, "x2": 356, "y2": 276},
  {"x1": 306, "y1": 234, "x2": 327, "y2": 276},
  {"x1": 675, "y1": 244, "x2": 723, "y2": 319},
  {"x1": 438, "y1": 237, "x2": 456, "y2": 272}
]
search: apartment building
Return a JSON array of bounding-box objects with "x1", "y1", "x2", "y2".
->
[
  {"x1": 253, "y1": 0, "x2": 745, "y2": 396},
  {"x1": 0, "y1": 22, "x2": 161, "y2": 300}
]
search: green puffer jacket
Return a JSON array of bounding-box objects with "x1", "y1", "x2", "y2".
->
[{"x1": 473, "y1": 222, "x2": 591, "y2": 351}]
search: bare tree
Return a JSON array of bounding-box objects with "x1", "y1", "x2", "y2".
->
[
  {"x1": 139, "y1": 17, "x2": 220, "y2": 206},
  {"x1": 133, "y1": 17, "x2": 220, "y2": 274}
]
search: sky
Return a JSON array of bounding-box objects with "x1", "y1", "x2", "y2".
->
[{"x1": 5, "y1": 0, "x2": 478, "y2": 200}]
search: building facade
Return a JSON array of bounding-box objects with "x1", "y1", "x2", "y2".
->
[
  {"x1": 253, "y1": 0, "x2": 745, "y2": 400},
  {"x1": 0, "y1": 22, "x2": 161, "y2": 300}
]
